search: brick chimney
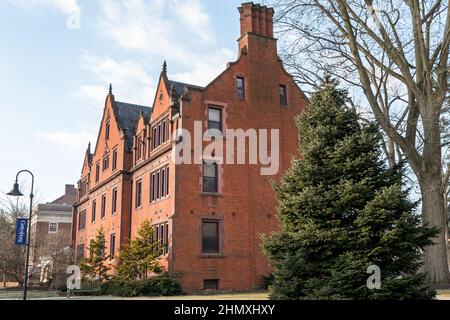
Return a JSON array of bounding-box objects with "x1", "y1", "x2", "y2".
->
[
  {"x1": 237, "y1": 2, "x2": 276, "y2": 57},
  {"x1": 238, "y1": 2, "x2": 274, "y2": 38}
]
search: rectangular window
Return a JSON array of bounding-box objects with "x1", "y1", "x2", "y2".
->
[
  {"x1": 136, "y1": 137, "x2": 142, "y2": 161},
  {"x1": 150, "y1": 173, "x2": 155, "y2": 202},
  {"x1": 78, "y1": 210, "x2": 86, "y2": 231},
  {"x1": 95, "y1": 163, "x2": 100, "y2": 182},
  {"x1": 103, "y1": 155, "x2": 109, "y2": 171},
  {"x1": 280, "y1": 85, "x2": 287, "y2": 106},
  {"x1": 161, "y1": 168, "x2": 165, "y2": 198},
  {"x1": 105, "y1": 121, "x2": 110, "y2": 141},
  {"x1": 166, "y1": 120, "x2": 170, "y2": 143},
  {"x1": 76, "y1": 244, "x2": 84, "y2": 261},
  {"x1": 166, "y1": 167, "x2": 170, "y2": 197},
  {"x1": 112, "y1": 149, "x2": 118, "y2": 171},
  {"x1": 162, "y1": 120, "x2": 166, "y2": 143},
  {"x1": 164, "y1": 223, "x2": 169, "y2": 254},
  {"x1": 156, "y1": 171, "x2": 160, "y2": 199},
  {"x1": 203, "y1": 162, "x2": 218, "y2": 193},
  {"x1": 91, "y1": 200, "x2": 96, "y2": 223},
  {"x1": 208, "y1": 108, "x2": 222, "y2": 131},
  {"x1": 236, "y1": 77, "x2": 245, "y2": 99},
  {"x1": 152, "y1": 127, "x2": 157, "y2": 149},
  {"x1": 136, "y1": 180, "x2": 142, "y2": 208},
  {"x1": 79, "y1": 179, "x2": 88, "y2": 199},
  {"x1": 112, "y1": 188, "x2": 118, "y2": 214},
  {"x1": 202, "y1": 220, "x2": 220, "y2": 254},
  {"x1": 110, "y1": 233, "x2": 116, "y2": 259},
  {"x1": 158, "y1": 123, "x2": 162, "y2": 146},
  {"x1": 151, "y1": 117, "x2": 170, "y2": 150},
  {"x1": 48, "y1": 222, "x2": 58, "y2": 233},
  {"x1": 101, "y1": 194, "x2": 106, "y2": 219},
  {"x1": 153, "y1": 222, "x2": 169, "y2": 255},
  {"x1": 150, "y1": 165, "x2": 170, "y2": 202}
]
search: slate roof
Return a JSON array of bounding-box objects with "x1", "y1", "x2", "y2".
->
[
  {"x1": 166, "y1": 79, "x2": 204, "y2": 96},
  {"x1": 114, "y1": 101, "x2": 152, "y2": 150}
]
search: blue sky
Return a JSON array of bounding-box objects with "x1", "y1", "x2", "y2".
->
[{"x1": 0, "y1": 0, "x2": 245, "y2": 202}]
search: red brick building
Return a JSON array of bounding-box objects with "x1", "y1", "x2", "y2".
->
[
  {"x1": 31, "y1": 184, "x2": 76, "y2": 283},
  {"x1": 72, "y1": 2, "x2": 306, "y2": 292}
]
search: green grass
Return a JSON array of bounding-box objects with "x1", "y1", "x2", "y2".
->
[
  {"x1": 0, "y1": 289, "x2": 61, "y2": 300},
  {"x1": 0, "y1": 289, "x2": 269, "y2": 300}
]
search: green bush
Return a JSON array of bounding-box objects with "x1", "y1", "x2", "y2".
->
[
  {"x1": 261, "y1": 274, "x2": 274, "y2": 290},
  {"x1": 100, "y1": 274, "x2": 183, "y2": 297}
]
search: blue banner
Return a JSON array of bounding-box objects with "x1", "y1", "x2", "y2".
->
[{"x1": 15, "y1": 218, "x2": 28, "y2": 246}]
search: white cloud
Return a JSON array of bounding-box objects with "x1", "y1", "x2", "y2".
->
[
  {"x1": 11, "y1": 0, "x2": 81, "y2": 29},
  {"x1": 35, "y1": 131, "x2": 94, "y2": 150},
  {"x1": 171, "y1": 0, "x2": 212, "y2": 42},
  {"x1": 94, "y1": 0, "x2": 236, "y2": 88},
  {"x1": 171, "y1": 48, "x2": 235, "y2": 86},
  {"x1": 77, "y1": 50, "x2": 155, "y2": 107}
]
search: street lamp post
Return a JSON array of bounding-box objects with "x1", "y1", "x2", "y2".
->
[{"x1": 7, "y1": 170, "x2": 34, "y2": 301}]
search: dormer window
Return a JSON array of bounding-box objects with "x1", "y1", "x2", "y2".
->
[
  {"x1": 151, "y1": 116, "x2": 170, "y2": 150},
  {"x1": 103, "y1": 155, "x2": 109, "y2": 171},
  {"x1": 112, "y1": 149, "x2": 118, "y2": 171},
  {"x1": 105, "y1": 120, "x2": 110, "y2": 141},
  {"x1": 136, "y1": 136, "x2": 143, "y2": 161},
  {"x1": 95, "y1": 162, "x2": 100, "y2": 182}
]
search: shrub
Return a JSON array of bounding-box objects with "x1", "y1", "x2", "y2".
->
[{"x1": 100, "y1": 273, "x2": 183, "y2": 297}]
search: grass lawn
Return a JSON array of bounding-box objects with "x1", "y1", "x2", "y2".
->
[
  {"x1": 0, "y1": 289, "x2": 269, "y2": 300},
  {"x1": 2, "y1": 289, "x2": 450, "y2": 300},
  {"x1": 0, "y1": 289, "x2": 61, "y2": 300}
]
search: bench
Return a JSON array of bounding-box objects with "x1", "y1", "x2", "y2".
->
[{"x1": 67, "y1": 279, "x2": 101, "y2": 298}]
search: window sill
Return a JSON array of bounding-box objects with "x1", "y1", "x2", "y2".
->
[
  {"x1": 150, "y1": 195, "x2": 170, "y2": 204},
  {"x1": 200, "y1": 253, "x2": 225, "y2": 259},
  {"x1": 200, "y1": 192, "x2": 224, "y2": 198}
]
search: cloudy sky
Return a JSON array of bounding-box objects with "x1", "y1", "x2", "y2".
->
[{"x1": 0, "y1": 0, "x2": 245, "y2": 202}]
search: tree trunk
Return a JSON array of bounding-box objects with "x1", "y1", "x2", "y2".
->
[{"x1": 420, "y1": 172, "x2": 450, "y2": 287}]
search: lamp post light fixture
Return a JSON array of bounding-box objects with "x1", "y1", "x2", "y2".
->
[{"x1": 7, "y1": 170, "x2": 34, "y2": 301}]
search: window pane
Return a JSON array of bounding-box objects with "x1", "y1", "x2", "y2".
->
[
  {"x1": 166, "y1": 167, "x2": 170, "y2": 196},
  {"x1": 208, "y1": 108, "x2": 221, "y2": 122},
  {"x1": 237, "y1": 77, "x2": 244, "y2": 99},
  {"x1": 204, "y1": 163, "x2": 216, "y2": 178},
  {"x1": 202, "y1": 221, "x2": 220, "y2": 253},
  {"x1": 280, "y1": 85, "x2": 287, "y2": 105},
  {"x1": 161, "y1": 169, "x2": 165, "y2": 197},
  {"x1": 156, "y1": 172, "x2": 160, "y2": 199},
  {"x1": 92, "y1": 201, "x2": 96, "y2": 222}
]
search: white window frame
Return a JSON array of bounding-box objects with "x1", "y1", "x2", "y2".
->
[{"x1": 48, "y1": 222, "x2": 58, "y2": 234}]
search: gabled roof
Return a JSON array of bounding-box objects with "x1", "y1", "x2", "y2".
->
[{"x1": 114, "y1": 101, "x2": 152, "y2": 150}]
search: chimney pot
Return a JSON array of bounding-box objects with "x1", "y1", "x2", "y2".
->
[{"x1": 238, "y1": 2, "x2": 274, "y2": 38}]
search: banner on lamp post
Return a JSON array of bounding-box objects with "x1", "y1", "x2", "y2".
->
[{"x1": 15, "y1": 218, "x2": 28, "y2": 246}]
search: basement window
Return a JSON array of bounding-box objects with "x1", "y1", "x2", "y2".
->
[{"x1": 204, "y1": 279, "x2": 219, "y2": 290}]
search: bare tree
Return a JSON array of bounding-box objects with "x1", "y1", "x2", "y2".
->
[
  {"x1": 0, "y1": 186, "x2": 42, "y2": 288},
  {"x1": 33, "y1": 232, "x2": 74, "y2": 290},
  {"x1": 267, "y1": 0, "x2": 450, "y2": 285}
]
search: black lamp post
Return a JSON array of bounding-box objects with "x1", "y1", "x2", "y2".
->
[{"x1": 7, "y1": 170, "x2": 34, "y2": 301}]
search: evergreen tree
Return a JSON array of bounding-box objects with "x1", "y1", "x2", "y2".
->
[
  {"x1": 79, "y1": 227, "x2": 110, "y2": 281},
  {"x1": 262, "y1": 77, "x2": 438, "y2": 300},
  {"x1": 117, "y1": 221, "x2": 162, "y2": 280}
]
